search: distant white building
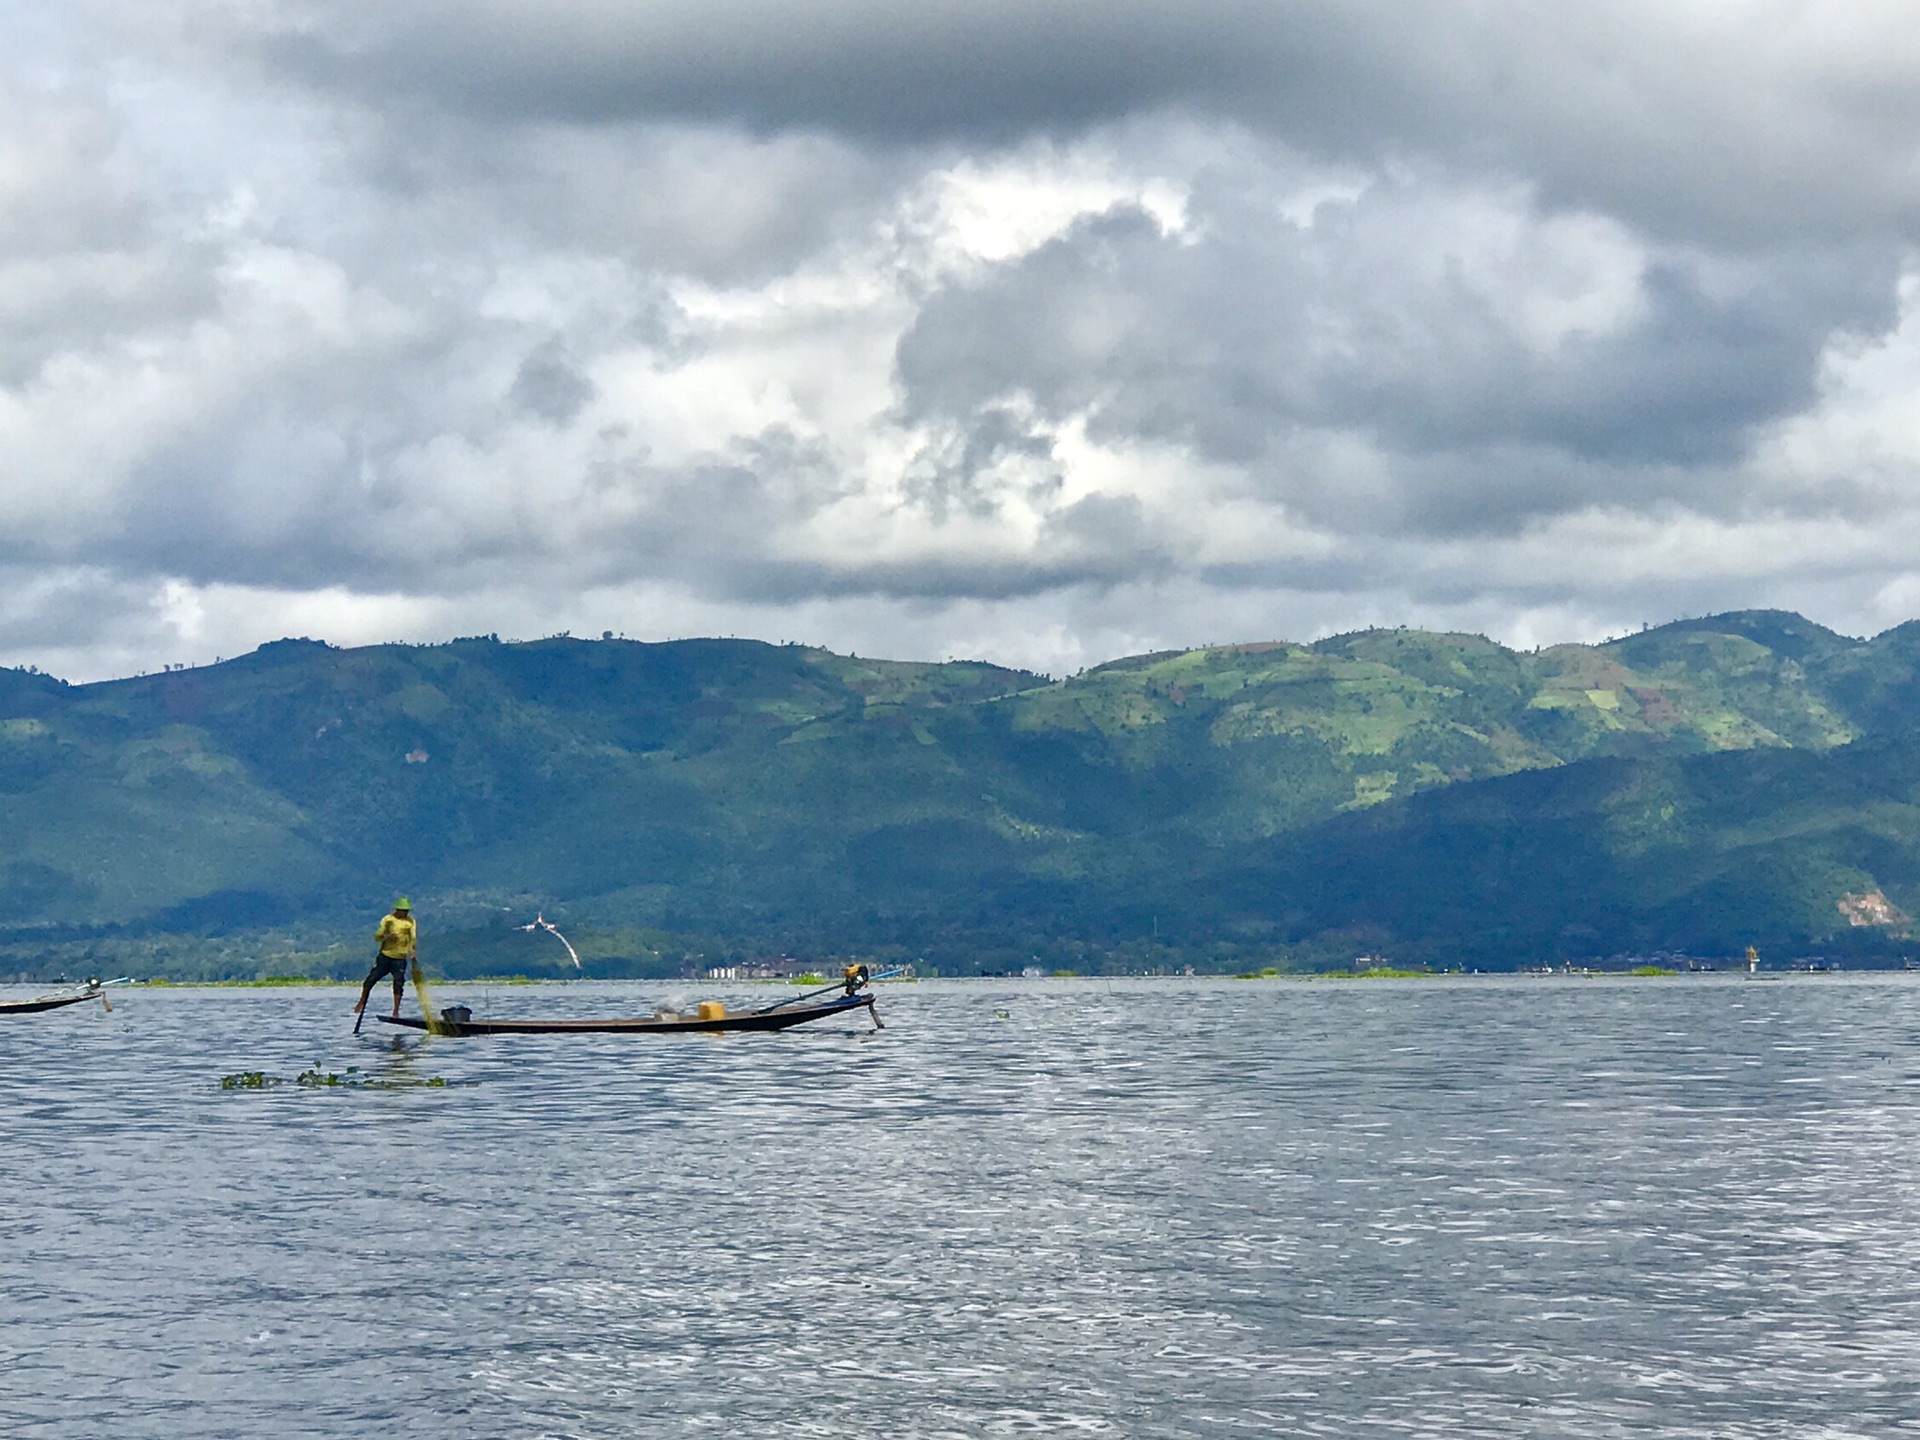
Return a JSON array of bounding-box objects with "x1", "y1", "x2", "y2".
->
[{"x1": 710, "y1": 955, "x2": 816, "y2": 981}]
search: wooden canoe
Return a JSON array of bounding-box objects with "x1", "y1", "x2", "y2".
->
[
  {"x1": 0, "y1": 988, "x2": 100, "y2": 1016},
  {"x1": 376, "y1": 991, "x2": 880, "y2": 1036}
]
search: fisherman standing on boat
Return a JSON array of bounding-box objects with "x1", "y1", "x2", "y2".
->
[{"x1": 354, "y1": 897, "x2": 417, "y2": 1021}]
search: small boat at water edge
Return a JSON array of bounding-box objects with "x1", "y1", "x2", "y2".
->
[
  {"x1": 0, "y1": 990, "x2": 97, "y2": 1016},
  {"x1": 377, "y1": 990, "x2": 881, "y2": 1036},
  {"x1": 0, "y1": 978, "x2": 129, "y2": 1016}
]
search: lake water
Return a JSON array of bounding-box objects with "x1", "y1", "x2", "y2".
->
[{"x1": 6, "y1": 974, "x2": 1920, "y2": 1437}]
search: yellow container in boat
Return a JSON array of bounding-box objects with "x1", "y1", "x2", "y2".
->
[{"x1": 697, "y1": 1000, "x2": 726, "y2": 1021}]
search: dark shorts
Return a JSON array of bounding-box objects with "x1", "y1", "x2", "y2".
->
[{"x1": 366, "y1": 953, "x2": 409, "y2": 986}]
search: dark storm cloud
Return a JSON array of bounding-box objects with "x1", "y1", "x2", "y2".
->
[
  {"x1": 255, "y1": 2, "x2": 1263, "y2": 141},
  {"x1": 242, "y1": 1, "x2": 1920, "y2": 245}
]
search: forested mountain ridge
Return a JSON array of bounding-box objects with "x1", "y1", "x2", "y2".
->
[{"x1": 5, "y1": 611, "x2": 1920, "y2": 976}]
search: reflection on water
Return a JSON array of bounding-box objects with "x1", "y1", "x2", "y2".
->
[{"x1": 7, "y1": 976, "x2": 1920, "y2": 1437}]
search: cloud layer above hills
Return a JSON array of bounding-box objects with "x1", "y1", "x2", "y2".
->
[{"x1": 6, "y1": 1, "x2": 1920, "y2": 679}]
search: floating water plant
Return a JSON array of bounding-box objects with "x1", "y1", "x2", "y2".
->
[{"x1": 219, "y1": 1066, "x2": 451, "y2": 1090}]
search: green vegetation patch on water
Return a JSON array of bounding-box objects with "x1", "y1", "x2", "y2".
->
[
  {"x1": 1323, "y1": 967, "x2": 1439, "y2": 979},
  {"x1": 219, "y1": 1066, "x2": 451, "y2": 1090},
  {"x1": 242, "y1": 976, "x2": 343, "y2": 987},
  {"x1": 148, "y1": 976, "x2": 349, "y2": 988}
]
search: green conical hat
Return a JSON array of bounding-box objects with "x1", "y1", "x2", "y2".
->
[{"x1": 395, "y1": 896, "x2": 411, "y2": 910}]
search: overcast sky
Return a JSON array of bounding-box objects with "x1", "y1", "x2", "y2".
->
[{"x1": 5, "y1": 1, "x2": 1920, "y2": 681}]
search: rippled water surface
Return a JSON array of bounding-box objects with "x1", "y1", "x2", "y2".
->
[{"x1": 8, "y1": 975, "x2": 1920, "y2": 1437}]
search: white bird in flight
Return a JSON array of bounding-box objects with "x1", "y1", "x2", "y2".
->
[{"x1": 520, "y1": 912, "x2": 582, "y2": 969}]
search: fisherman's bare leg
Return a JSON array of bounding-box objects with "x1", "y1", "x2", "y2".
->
[
  {"x1": 390, "y1": 974, "x2": 404, "y2": 1018},
  {"x1": 354, "y1": 973, "x2": 377, "y2": 1014}
]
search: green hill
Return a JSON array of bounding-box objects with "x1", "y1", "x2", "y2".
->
[
  {"x1": 1183, "y1": 735, "x2": 1920, "y2": 967},
  {"x1": 5, "y1": 611, "x2": 1920, "y2": 977}
]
